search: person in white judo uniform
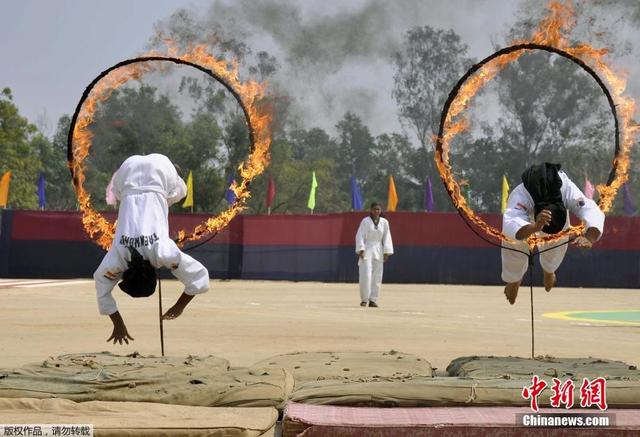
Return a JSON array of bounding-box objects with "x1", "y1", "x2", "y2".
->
[
  {"x1": 94, "y1": 154, "x2": 210, "y2": 344},
  {"x1": 502, "y1": 163, "x2": 604, "y2": 304},
  {"x1": 355, "y1": 202, "x2": 394, "y2": 307}
]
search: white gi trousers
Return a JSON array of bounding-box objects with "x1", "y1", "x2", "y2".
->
[
  {"x1": 359, "y1": 257, "x2": 384, "y2": 303},
  {"x1": 501, "y1": 237, "x2": 568, "y2": 284},
  {"x1": 501, "y1": 171, "x2": 604, "y2": 284}
]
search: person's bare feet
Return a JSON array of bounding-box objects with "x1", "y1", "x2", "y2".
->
[
  {"x1": 544, "y1": 271, "x2": 556, "y2": 292},
  {"x1": 504, "y1": 281, "x2": 521, "y2": 305}
]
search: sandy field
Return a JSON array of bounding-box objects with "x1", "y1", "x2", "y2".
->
[{"x1": 0, "y1": 279, "x2": 638, "y2": 371}]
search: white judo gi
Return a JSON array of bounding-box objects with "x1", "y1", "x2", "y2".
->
[
  {"x1": 501, "y1": 171, "x2": 605, "y2": 283},
  {"x1": 355, "y1": 216, "x2": 394, "y2": 303},
  {"x1": 94, "y1": 154, "x2": 210, "y2": 315}
]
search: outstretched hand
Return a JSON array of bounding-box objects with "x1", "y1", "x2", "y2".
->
[
  {"x1": 107, "y1": 323, "x2": 134, "y2": 345},
  {"x1": 162, "y1": 304, "x2": 184, "y2": 320},
  {"x1": 162, "y1": 292, "x2": 195, "y2": 320}
]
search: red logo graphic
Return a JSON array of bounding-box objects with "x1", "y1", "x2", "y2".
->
[
  {"x1": 550, "y1": 378, "x2": 575, "y2": 409},
  {"x1": 580, "y1": 377, "x2": 608, "y2": 411},
  {"x1": 522, "y1": 376, "x2": 608, "y2": 412},
  {"x1": 522, "y1": 375, "x2": 548, "y2": 412}
]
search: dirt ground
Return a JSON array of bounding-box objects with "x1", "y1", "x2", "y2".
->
[{"x1": 0, "y1": 279, "x2": 638, "y2": 372}]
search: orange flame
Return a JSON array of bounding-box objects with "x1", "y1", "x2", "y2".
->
[
  {"x1": 435, "y1": 0, "x2": 638, "y2": 249},
  {"x1": 70, "y1": 43, "x2": 272, "y2": 250}
]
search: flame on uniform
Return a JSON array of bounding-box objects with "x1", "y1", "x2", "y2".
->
[
  {"x1": 435, "y1": 0, "x2": 638, "y2": 249},
  {"x1": 70, "y1": 43, "x2": 272, "y2": 250}
]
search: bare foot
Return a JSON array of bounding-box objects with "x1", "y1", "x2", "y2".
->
[
  {"x1": 544, "y1": 271, "x2": 556, "y2": 292},
  {"x1": 504, "y1": 281, "x2": 521, "y2": 305}
]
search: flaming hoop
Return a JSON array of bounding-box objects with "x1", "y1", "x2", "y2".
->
[
  {"x1": 434, "y1": 1, "x2": 638, "y2": 249},
  {"x1": 67, "y1": 46, "x2": 272, "y2": 250}
]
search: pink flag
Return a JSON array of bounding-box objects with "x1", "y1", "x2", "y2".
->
[
  {"x1": 583, "y1": 178, "x2": 594, "y2": 200},
  {"x1": 106, "y1": 172, "x2": 117, "y2": 205}
]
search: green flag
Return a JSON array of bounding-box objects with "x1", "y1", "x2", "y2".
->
[{"x1": 307, "y1": 171, "x2": 318, "y2": 211}]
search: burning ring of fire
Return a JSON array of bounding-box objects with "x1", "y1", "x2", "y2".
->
[
  {"x1": 435, "y1": 41, "x2": 636, "y2": 248},
  {"x1": 67, "y1": 47, "x2": 272, "y2": 250}
]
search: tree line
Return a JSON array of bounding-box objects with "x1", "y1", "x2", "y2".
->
[{"x1": 1, "y1": 19, "x2": 635, "y2": 215}]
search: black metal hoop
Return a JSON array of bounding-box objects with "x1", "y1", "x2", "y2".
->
[
  {"x1": 66, "y1": 56, "x2": 259, "y2": 248},
  {"x1": 435, "y1": 43, "x2": 620, "y2": 249}
]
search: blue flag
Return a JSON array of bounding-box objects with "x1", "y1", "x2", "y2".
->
[
  {"x1": 350, "y1": 175, "x2": 363, "y2": 210},
  {"x1": 225, "y1": 176, "x2": 236, "y2": 205},
  {"x1": 37, "y1": 173, "x2": 45, "y2": 209}
]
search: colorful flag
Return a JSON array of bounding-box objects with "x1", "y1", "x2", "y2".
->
[
  {"x1": 425, "y1": 176, "x2": 434, "y2": 212},
  {"x1": 182, "y1": 171, "x2": 194, "y2": 208},
  {"x1": 350, "y1": 175, "x2": 363, "y2": 210},
  {"x1": 105, "y1": 172, "x2": 118, "y2": 205},
  {"x1": 307, "y1": 171, "x2": 318, "y2": 211},
  {"x1": 0, "y1": 171, "x2": 11, "y2": 208},
  {"x1": 225, "y1": 176, "x2": 236, "y2": 205},
  {"x1": 266, "y1": 174, "x2": 276, "y2": 210},
  {"x1": 37, "y1": 173, "x2": 46, "y2": 209},
  {"x1": 387, "y1": 175, "x2": 398, "y2": 212},
  {"x1": 583, "y1": 178, "x2": 594, "y2": 200},
  {"x1": 501, "y1": 175, "x2": 510, "y2": 213},
  {"x1": 623, "y1": 183, "x2": 636, "y2": 216}
]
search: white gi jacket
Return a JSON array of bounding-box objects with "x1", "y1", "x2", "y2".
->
[
  {"x1": 355, "y1": 216, "x2": 394, "y2": 260},
  {"x1": 94, "y1": 154, "x2": 209, "y2": 315},
  {"x1": 503, "y1": 171, "x2": 605, "y2": 240}
]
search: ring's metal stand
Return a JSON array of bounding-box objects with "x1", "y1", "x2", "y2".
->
[{"x1": 157, "y1": 271, "x2": 165, "y2": 357}]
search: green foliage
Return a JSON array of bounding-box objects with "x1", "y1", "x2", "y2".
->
[
  {"x1": 0, "y1": 88, "x2": 41, "y2": 209},
  {"x1": 393, "y1": 26, "x2": 474, "y2": 149},
  {"x1": 4, "y1": 12, "x2": 637, "y2": 218}
]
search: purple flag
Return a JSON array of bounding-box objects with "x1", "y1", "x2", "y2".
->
[
  {"x1": 225, "y1": 176, "x2": 236, "y2": 205},
  {"x1": 350, "y1": 175, "x2": 363, "y2": 210},
  {"x1": 623, "y1": 183, "x2": 636, "y2": 216},
  {"x1": 37, "y1": 173, "x2": 45, "y2": 209},
  {"x1": 425, "y1": 176, "x2": 434, "y2": 212}
]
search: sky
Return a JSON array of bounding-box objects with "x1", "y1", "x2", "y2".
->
[
  {"x1": 1, "y1": 0, "x2": 638, "y2": 139},
  {"x1": 0, "y1": 0, "x2": 516, "y2": 137},
  {"x1": 0, "y1": 0, "x2": 210, "y2": 135}
]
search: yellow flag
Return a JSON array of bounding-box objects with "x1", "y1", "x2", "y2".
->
[
  {"x1": 387, "y1": 175, "x2": 398, "y2": 212},
  {"x1": 182, "y1": 171, "x2": 194, "y2": 208},
  {"x1": 0, "y1": 171, "x2": 11, "y2": 208},
  {"x1": 501, "y1": 175, "x2": 509, "y2": 213}
]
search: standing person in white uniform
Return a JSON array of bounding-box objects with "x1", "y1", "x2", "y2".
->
[
  {"x1": 502, "y1": 163, "x2": 604, "y2": 304},
  {"x1": 355, "y1": 202, "x2": 394, "y2": 307},
  {"x1": 94, "y1": 154, "x2": 210, "y2": 344}
]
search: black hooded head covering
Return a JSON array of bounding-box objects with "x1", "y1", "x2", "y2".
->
[
  {"x1": 521, "y1": 162, "x2": 567, "y2": 234},
  {"x1": 118, "y1": 247, "x2": 157, "y2": 298}
]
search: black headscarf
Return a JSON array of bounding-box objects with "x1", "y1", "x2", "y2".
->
[
  {"x1": 118, "y1": 247, "x2": 157, "y2": 298},
  {"x1": 521, "y1": 163, "x2": 567, "y2": 234}
]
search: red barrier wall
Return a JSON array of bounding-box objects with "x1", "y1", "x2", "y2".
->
[{"x1": 8, "y1": 210, "x2": 640, "y2": 250}]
